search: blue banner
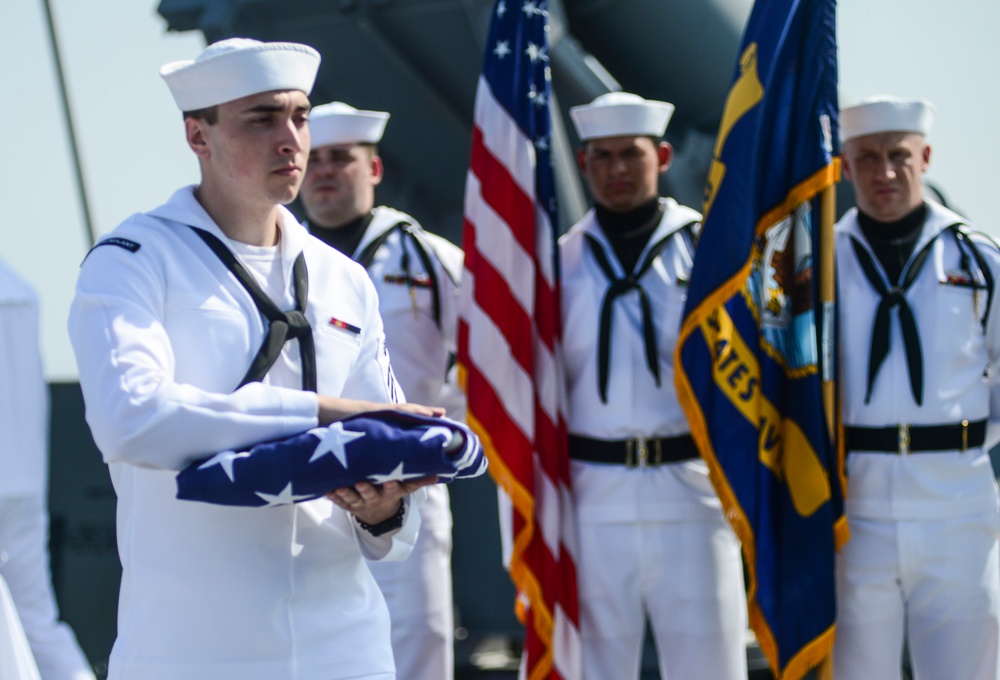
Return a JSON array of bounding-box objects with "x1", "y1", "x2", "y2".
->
[{"x1": 674, "y1": 0, "x2": 846, "y2": 677}]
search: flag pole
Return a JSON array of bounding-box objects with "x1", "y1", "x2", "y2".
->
[
  {"x1": 40, "y1": 0, "x2": 96, "y2": 248},
  {"x1": 819, "y1": 177, "x2": 837, "y2": 436},
  {"x1": 817, "y1": 173, "x2": 838, "y2": 680}
]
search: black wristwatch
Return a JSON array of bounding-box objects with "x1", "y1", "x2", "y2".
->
[{"x1": 355, "y1": 501, "x2": 406, "y2": 537}]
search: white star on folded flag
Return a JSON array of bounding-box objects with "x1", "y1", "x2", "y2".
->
[
  {"x1": 255, "y1": 482, "x2": 313, "y2": 507},
  {"x1": 308, "y1": 422, "x2": 366, "y2": 465},
  {"x1": 367, "y1": 462, "x2": 433, "y2": 485},
  {"x1": 196, "y1": 449, "x2": 253, "y2": 482}
]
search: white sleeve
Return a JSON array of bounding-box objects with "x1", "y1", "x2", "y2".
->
[
  {"x1": 68, "y1": 240, "x2": 319, "y2": 472},
  {"x1": 0, "y1": 264, "x2": 48, "y2": 497},
  {"x1": 432, "y1": 236, "x2": 467, "y2": 420},
  {"x1": 341, "y1": 274, "x2": 428, "y2": 562},
  {"x1": 342, "y1": 273, "x2": 407, "y2": 406},
  {"x1": 981, "y1": 237, "x2": 1000, "y2": 446}
]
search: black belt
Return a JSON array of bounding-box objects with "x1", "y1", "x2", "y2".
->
[
  {"x1": 845, "y1": 419, "x2": 986, "y2": 454},
  {"x1": 569, "y1": 433, "x2": 698, "y2": 467}
]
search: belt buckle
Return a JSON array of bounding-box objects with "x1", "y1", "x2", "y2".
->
[
  {"x1": 626, "y1": 436, "x2": 650, "y2": 468},
  {"x1": 897, "y1": 423, "x2": 910, "y2": 455}
]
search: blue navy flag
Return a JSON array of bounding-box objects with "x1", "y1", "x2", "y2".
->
[
  {"x1": 674, "y1": 0, "x2": 845, "y2": 678},
  {"x1": 176, "y1": 411, "x2": 487, "y2": 507}
]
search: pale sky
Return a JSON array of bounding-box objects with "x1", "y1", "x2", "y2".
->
[{"x1": 3, "y1": 0, "x2": 997, "y2": 380}]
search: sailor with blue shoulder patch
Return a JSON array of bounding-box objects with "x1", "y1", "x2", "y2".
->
[
  {"x1": 67, "y1": 38, "x2": 445, "y2": 680},
  {"x1": 89, "y1": 236, "x2": 141, "y2": 255}
]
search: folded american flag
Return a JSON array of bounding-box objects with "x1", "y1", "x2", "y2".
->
[{"x1": 176, "y1": 411, "x2": 487, "y2": 507}]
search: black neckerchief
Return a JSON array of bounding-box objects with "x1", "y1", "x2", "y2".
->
[
  {"x1": 192, "y1": 228, "x2": 317, "y2": 392},
  {"x1": 595, "y1": 198, "x2": 664, "y2": 274},
  {"x1": 308, "y1": 211, "x2": 374, "y2": 258},
  {"x1": 857, "y1": 202, "x2": 927, "y2": 284},
  {"x1": 584, "y1": 228, "x2": 673, "y2": 404},
  {"x1": 850, "y1": 202, "x2": 931, "y2": 406}
]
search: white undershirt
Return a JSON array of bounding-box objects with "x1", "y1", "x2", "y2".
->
[{"x1": 226, "y1": 236, "x2": 303, "y2": 389}]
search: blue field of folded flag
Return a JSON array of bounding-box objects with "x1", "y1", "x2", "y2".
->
[{"x1": 176, "y1": 411, "x2": 487, "y2": 507}]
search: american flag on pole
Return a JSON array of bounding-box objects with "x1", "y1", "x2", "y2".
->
[{"x1": 456, "y1": 1, "x2": 581, "y2": 678}]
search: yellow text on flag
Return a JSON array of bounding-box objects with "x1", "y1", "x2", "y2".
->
[{"x1": 701, "y1": 306, "x2": 830, "y2": 516}]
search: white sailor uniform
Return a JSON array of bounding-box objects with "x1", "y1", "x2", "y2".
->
[
  {"x1": 341, "y1": 205, "x2": 464, "y2": 680},
  {"x1": 68, "y1": 186, "x2": 425, "y2": 680},
  {"x1": 560, "y1": 198, "x2": 748, "y2": 680},
  {"x1": 833, "y1": 199, "x2": 1000, "y2": 680}
]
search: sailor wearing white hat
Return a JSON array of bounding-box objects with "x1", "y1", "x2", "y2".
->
[
  {"x1": 839, "y1": 95, "x2": 935, "y2": 144},
  {"x1": 69, "y1": 38, "x2": 442, "y2": 680},
  {"x1": 160, "y1": 37, "x2": 322, "y2": 113},
  {"x1": 559, "y1": 92, "x2": 747, "y2": 680},
  {"x1": 834, "y1": 95, "x2": 1000, "y2": 680},
  {"x1": 299, "y1": 101, "x2": 464, "y2": 680}
]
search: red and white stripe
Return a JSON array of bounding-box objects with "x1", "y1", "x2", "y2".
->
[{"x1": 458, "y1": 76, "x2": 581, "y2": 680}]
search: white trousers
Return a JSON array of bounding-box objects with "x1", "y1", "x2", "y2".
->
[
  {"x1": 576, "y1": 517, "x2": 748, "y2": 680},
  {"x1": 0, "y1": 496, "x2": 94, "y2": 680},
  {"x1": 834, "y1": 512, "x2": 1000, "y2": 680},
  {"x1": 367, "y1": 484, "x2": 453, "y2": 680}
]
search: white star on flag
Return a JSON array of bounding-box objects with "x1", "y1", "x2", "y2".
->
[
  {"x1": 197, "y1": 449, "x2": 253, "y2": 482},
  {"x1": 494, "y1": 40, "x2": 511, "y2": 59},
  {"x1": 497, "y1": 0, "x2": 506, "y2": 17},
  {"x1": 525, "y1": 41, "x2": 542, "y2": 62},
  {"x1": 527, "y1": 84, "x2": 548, "y2": 108},
  {"x1": 367, "y1": 462, "x2": 431, "y2": 485},
  {"x1": 256, "y1": 483, "x2": 313, "y2": 507},
  {"x1": 522, "y1": 1, "x2": 538, "y2": 17},
  {"x1": 308, "y1": 422, "x2": 366, "y2": 465}
]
